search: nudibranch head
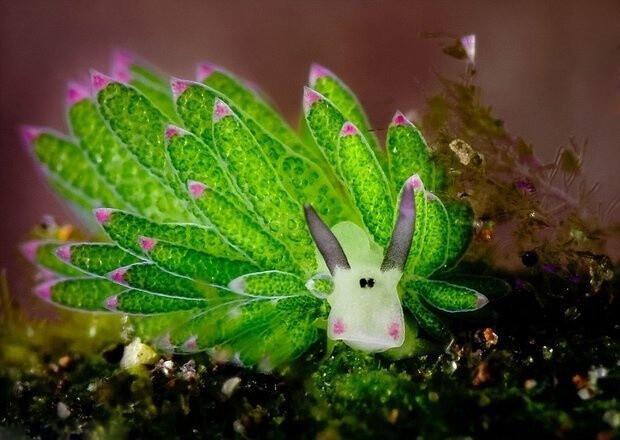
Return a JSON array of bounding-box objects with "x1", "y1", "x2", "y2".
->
[{"x1": 305, "y1": 178, "x2": 416, "y2": 352}]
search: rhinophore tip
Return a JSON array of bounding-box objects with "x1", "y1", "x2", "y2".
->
[
  {"x1": 302, "y1": 87, "x2": 323, "y2": 113},
  {"x1": 94, "y1": 208, "x2": 113, "y2": 225},
  {"x1": 35, "y1": 280, "x2": 55, "y2": 300},
  {"x1": 90, "y1": 70, "x2": 112, "y2": 93},
  {"x1": 308, "y1": 63, "x2": 333, "y2": 86},
  {"x1": 66, "y1": 81, "x2": 90, "y2": 106},
  {"x1": 170, "y1": 77, "x2": 190, "y2": 100},
  {"x1": 55, "y1": 245, "x2": 72, "y2": 262},
  {"x1": 391, "y1": 111, "x2": 409, "y2": 126},
  {"x1": 213, "y1": 99, "x2": 232, "y2": 122},
  {"x1": 196, "y1": 62, "x2": 216, "y2": 82}
]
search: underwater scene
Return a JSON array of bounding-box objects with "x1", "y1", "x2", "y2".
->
[{"x1": 1, "y1": 2, "x2": 618, "y2": 439}]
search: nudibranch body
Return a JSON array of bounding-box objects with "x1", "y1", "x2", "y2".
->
[{"x1": 21, "y1": 53, "x2": 501, "y2": 370}]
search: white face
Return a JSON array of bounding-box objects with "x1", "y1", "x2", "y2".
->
[
  {"x1": 306, "y1": 176, "x2": 417, "y2": 354},
  {"x1": 327, "y1": 265, "x2": 405, "y2": 352},
  {"x1": 314, "y1": 222, "x2": 406, "y2": 352}
]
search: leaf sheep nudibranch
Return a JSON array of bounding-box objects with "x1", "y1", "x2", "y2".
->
[{"x1": 21, "y1": 53, "x2": 507, "y2": 369}]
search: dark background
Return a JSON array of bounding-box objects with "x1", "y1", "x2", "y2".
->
[{"x1": 1, "y1": 0, "x2": 619, "y2": 303}]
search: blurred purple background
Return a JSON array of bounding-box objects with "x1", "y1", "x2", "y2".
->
[{"x1": 1, "y1": 0, "x2": 619, "y2": 302}]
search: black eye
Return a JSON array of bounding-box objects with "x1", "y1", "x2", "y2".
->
[{"x1": 359, "y1": 278, "x2": 375, "y2": 288}]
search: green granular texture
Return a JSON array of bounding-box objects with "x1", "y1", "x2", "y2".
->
[
  {"x1": 129, "y1": 78, "x2": 179, "y2": 123},
  {"x1": 413, "y1": 193, "x2": 450, "y2": 277},
  {"x1": 337, "y1": 132, "x2": 394, "y2": 247},
  {"x1": 47, "y1": 173, "x2": 97, "y2": 215},
  {"x1": 166, "y1": 131, "x2": 251, "y2": 214},
  {"x1": 406, "y1": 279, "x2": 480, "y2": 311},
  {"x1": 442, "y1": 200, "x2": 474, "y2": 270},
  {"x1": 309, "y1": 276, "x2": 334, "y2": 295},
  {"x1": 115, "y1": 290, "x2": 207, "y2": 314},
  {"x1": 170, "y1": 298, "x2": 275, "y2": 349},
  {"x1": 386, "y1": 122, "x2": 435, "y2": 192},
  {"x1": 50, "y1": 278, "x2": 124, "y2": 311},
  {"x1": 225, "y1": 296, "x2": 321, "y2": 365},
  {"x1": 132, "y1": 309, "x2": 199, "y2": 341},
  {"x1": 242, "y1": 115, "x2": 351, "y2": 227},
  {"x1": 304, "y1": 98, "x2": 347, "y2": 175},
  {"x1": 96, "y1": 82, "x2": 194, "y2": 209},
  {"x1": 33, "y1": 133, "x2": 125, "y2": 209},
  {"x1": 238, "y1": 296, "x2": 321, "y2": 366},
  {"x1": 69, "y1": 99, "x2": 192, "y2": 222},
  {"x1": 401, "y1": 291, "x2": 450, "y2": 341},
  {"x1": 175, "y1": 84, "x2": 217, "y2": 147},
  {"x1": 313, "y1": 75, "x2": 383, "y2": 163},
  {"x1": 102, "y1": 210, "x2": 242, "y2": 260},
  {"x1": 239, "y1": 271, "x2": 308, "y2": 296},
  {"x1": 405, "y1": 189, "x2": 428, "y2": 275},
  {"x1": 213, "y1": 113, "x2": 316, "y2": 272},
  {"x1": 120, "y1": 263, "x2": 216, "y2": 299},
  {"x1": 203, "y1": 71, "x2": 321, "y2": 162},
  {"x1": 147, "y1": 240, "x2": 260, "y2": 285},
  {"x1": 35, "y1": 242, "x2": 83, "y2": 276},
  {"x1": 188, "y1": 186, "x2": 296, "y2": 272},
  {"x1": 69, "y1": 243, "x2": 140, "y2": 276},
  {"x1": 177, "y1": 83, "x2": 350, "y2": 227}
]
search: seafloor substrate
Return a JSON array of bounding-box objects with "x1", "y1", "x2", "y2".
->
[{"x1": 1, "y1": 268, "x2": 618, "y2": 439}]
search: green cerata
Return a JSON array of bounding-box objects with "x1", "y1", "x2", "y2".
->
[{"x1": 20, "y1": 51, "x2": 507, "y2": 370}]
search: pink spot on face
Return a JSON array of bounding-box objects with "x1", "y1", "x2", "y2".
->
[
  {"x1": 187, "y1": 181, "x2": 206, "y2": 198},
  {"x1": 408, "y1": 175, "x2": 423, "y2": 191},
  {"x1": 105, "y1": 295, "x2": 119, "y2": 310},
  {"x1": 110, "y1": 267, "x2": 127, "y2": 284},
  {"x1": 308, "y1": 63, "x2": 332, "y2": 85},
  {"x1": 90, "y1": 71, "x2": 111, "y2": 92},
  {"x1": 213, "y1": 99, "x2": 232, "y2": 122},
  {"x1": 20, "y1": 125, "x2": 40, "y2": 148},
  {"x1": 170, "y1": 78, "x2": 189, "y2": 100},
  {"x1": 196, "y1": 62, "x2": 215, "y2": 82},
  {"x1": 388, "y1": 322, "x2": 401, "y2": 341},
  {"x1": 303, "y1": 87, "x2": 322, "y2": 112},
  {"x1": 392, "y1": 111, "x2": 408, "y2": 126},
  {"x1": 332, "y1": 318, "x2": 346, "y2": 335},
  {"x1": 340, "y1": 122, "x2": 359, "y2": 137},
  {"x1": 56, "y1": 245, "x2": 72, "y2": 262},
  {"x1": 185, "y1": 336, "x2": 198, "y2": 351},
  {"x1": 138, "y1": 236, "x2": 157, "y2": 252},
  {"x1": 165, "y1": 125, "x2": 180, "y2": 141},
  {"x1": 35, "y1": 281, "x2": 54, "y2": 300},
  {"x1": 20, "y1": 241, "x2": 40, "y2": 262},
  {"x1": 426, "y1": 192, "x2": 437, "y2": 202},
  {"x1": 94, "y1": 208, "x2": 112, "y2": 225},
  {"x1": 66, "y1": 81, "x2": 90, "y2": 106}
]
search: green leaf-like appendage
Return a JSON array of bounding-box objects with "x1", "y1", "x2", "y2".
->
[
  {"x1": 386, "y1": 111, "x2": 446, "y2": 193},
  {"x1": 174, "y1": 80, "x2": 352, "y2": 227},
  {"x1": 405, "y1": 279, "x2": 488, "y2": 312},
  {"x1": 309, "y1": 64, "x2": 384, "y2": 167},
  {"x1": 22, "y1": 55, "x2": 495, "y2": 367},
  {"x1": 68, "y1": 93, "x2": 191, "y2": 222},
  {"x1": 229, "y1": 271, "x2": 309, "y2": 296}
]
